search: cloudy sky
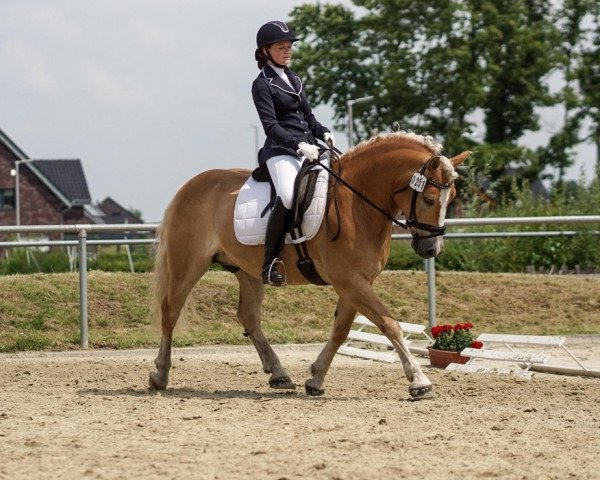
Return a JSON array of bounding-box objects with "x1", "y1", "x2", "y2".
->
[{"x1": 1, "y1": 1, "x2": 595, "y2": 222}]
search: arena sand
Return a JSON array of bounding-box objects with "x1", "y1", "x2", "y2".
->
[{"x1": 1, "y1": 343, "x2": 599, "y2": 480}]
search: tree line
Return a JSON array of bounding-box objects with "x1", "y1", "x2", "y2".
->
[{"x1": 288, "y1": 0, "x2": 600, "y2": 203}]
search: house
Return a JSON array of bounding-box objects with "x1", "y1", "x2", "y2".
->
[
  {"x1": 97, "y1": 196, "x2": 143, "y2": 224},
  {"x1": 0, "y1": 127, "x2": 142, "y2": 242}
]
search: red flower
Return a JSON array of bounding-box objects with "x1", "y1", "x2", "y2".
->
[
  {"x1": 471, "y1": 340, "x2": 484, "y2": 349},
  {"x1": 431, "y1": 324, "x2": 456, "y2": 338},
  {"x1": 454, "y1": 322, "x2": 474, "y2": 331},
  {"x1": 431, "y1": 326, "x2": 442, "y2": 338}
]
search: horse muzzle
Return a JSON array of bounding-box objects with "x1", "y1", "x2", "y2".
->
[{"x1": 411, "y1": 236, "x2": 444, "y2": 259}]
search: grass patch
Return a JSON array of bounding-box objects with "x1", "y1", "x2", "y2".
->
[
  {"x1": 0, "y1": 270, "x2": 598, "y2": 353},
  {"x1": 12, "y1": 332, "x2": 51, "y2": 351}
]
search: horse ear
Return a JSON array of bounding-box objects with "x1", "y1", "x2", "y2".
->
[
  {"x1": 427, "y1": 156, "x2": 441, "y2": 172},
  {"x1": 449, "y1": 151, "x2": 472, "y2": 167}
]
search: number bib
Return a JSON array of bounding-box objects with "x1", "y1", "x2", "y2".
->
[{"x1": 409, "y1": 172, "x2": 427, "y2": 192}]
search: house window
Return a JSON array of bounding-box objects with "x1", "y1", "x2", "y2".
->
[{"x1": 0, "y1": 189, "x2": 15, "y2": 210}]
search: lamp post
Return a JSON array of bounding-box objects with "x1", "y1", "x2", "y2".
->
[
  {"x1": 346, "y1": 95, "x2": 374, "y2": 147},
  {"x1": 10, "y1": 159, "x2": 34, "y2": 241}
]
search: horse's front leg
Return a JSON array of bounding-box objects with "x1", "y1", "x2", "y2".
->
[
  {"x1": 339, "y1": 279, "x2": 432, "y2": 399},
  {"x1": 305, "y1": 297, "x2": 356, "y2": 396},
  {"x1": 235, "y1": 270, "x2": 295, "y2": 389}
]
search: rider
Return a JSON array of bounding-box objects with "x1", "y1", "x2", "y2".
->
[{"x1": 252, "y1": 20, "x2": 335, "y2": 286}]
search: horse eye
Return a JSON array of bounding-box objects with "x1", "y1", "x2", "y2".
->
[{"x1": 423, "y1": 196, "x2": 436, "y2": 206}]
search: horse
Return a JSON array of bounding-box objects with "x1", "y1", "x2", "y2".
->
[{"x1": 149, "y1": 131, "x2": 470, "y2": 399}]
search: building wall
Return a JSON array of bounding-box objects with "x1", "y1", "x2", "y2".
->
[
  {"x1": 0, "y1": 143, "x2": 88, "y2": 241},
  {"x1": 0, "y1": 141, "x2": 16, "y2": 192},
  {"x1": 0, "y1": 141, "x2": 22, "y2": 229},
  {"x1": 99, "y1": 198, "x2": 143, "y2": 224}
]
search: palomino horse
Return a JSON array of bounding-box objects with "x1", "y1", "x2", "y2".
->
[{"x1": 149, "y1": 131, "x2": 470, "y2": 399}]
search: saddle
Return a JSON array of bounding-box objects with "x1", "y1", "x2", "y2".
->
[{"x1": 245, "y1": 155, "x2": 330, "y2": 285}]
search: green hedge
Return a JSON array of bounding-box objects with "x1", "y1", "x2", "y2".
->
[
  {"x1": 388, "y1": 178, "x2": 600, "y2": 272},
  {"x1": 0, "y1": 246, "x2": 154, "y2": 275}
]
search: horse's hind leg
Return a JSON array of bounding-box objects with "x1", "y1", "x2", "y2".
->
[
  {"x1": 305, "y1": 297, "x2": 356, "y2": 396},
  {"x1": 235, "y1": 270, "x2": 295, "y2": 389},
  {"x1": 149, "y1": 254, "x2": 211, "y2": 391}
]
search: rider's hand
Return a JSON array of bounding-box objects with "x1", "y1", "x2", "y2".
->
[
  {"x1": 324, "y1": 132, "x2": 335, "y2": 147},
  {"x1": 297, "y1": 142, "x2": 319, "y2": 162}
]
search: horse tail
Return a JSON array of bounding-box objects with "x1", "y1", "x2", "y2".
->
[{"x1": 150, "y1": 205, "x2": 171, "y2": 329}]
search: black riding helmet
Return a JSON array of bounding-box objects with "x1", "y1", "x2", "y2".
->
[{"x1": 256, "y1": 21, "x2": 298, "y2": 49}]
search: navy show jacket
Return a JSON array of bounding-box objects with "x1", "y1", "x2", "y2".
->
[{"x1": 252, "y1": 64, "x2": 329, "y2": 164}]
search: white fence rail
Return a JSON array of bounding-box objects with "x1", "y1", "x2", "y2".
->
[{"x1": 1, "y1": 215, "x2": 599, "y2": 349}]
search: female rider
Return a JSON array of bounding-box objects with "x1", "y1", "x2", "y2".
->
[{"x1": 252, "y1": 20, "x2": 334, "y2": 286}]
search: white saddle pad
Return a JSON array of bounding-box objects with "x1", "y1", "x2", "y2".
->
[{"x1": 234, "y1": 159, "x2": 330, "y2": 245}]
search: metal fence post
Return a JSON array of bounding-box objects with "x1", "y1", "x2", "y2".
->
[
  {"x1": 78, "y1": 228, "x2": 88, "y2": 349},
  {"x1": 426, "y1": 257, "x2": 436, "y2": 329}
]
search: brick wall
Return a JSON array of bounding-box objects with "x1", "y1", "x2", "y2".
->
[
  {"x1": 0, "y1": 143, "x2": 88, "y2": 241},
  {"x1": 0, "y1": 141, "x2": 20, "y2": 229}
]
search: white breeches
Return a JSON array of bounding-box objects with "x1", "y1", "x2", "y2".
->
[{"x1": 266, "y1": 155, "x2": 302, "y2": 209}]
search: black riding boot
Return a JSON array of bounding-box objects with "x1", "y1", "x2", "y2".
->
[{"x1": 262, "y1": 197, "x2": 291, "y2": 286}]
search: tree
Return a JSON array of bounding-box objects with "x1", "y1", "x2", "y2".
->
[
  {"x1": 539, "y1": 0, "x2": 599, "y2": 185},
  {"x1": 288, "y1": 0, "x2": 583, "y2": 198},
  {"x1": 291, "y1": 1, "x2": 485, "y2": 146},
  {"x1": 463, "y1": 0, "x2": 562, "y2": 191},
  {"x1": 289, "y1": 3, "x2": 376, "y2": 143},
  {"x1": 574, "y1": 3, "x2": 600, "y2": 178}
]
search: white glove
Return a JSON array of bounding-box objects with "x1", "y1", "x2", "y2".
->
[
  {"x1": 297, "y1": 142, "x2": 319, "y2": 162},
  {"x1": 324, "y1": 132, "x2": 335, "y2": 147}
]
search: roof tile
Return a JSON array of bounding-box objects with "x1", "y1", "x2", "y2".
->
[{"x1": 30, "y1": 159, "x2": 91, "y2": 205}]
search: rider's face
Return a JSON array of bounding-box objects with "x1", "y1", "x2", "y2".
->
[{"x1": 267, "y1": 40, "x2": 293, "y2": 66}]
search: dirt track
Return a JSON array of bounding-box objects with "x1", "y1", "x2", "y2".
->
[{"x1": 1, "y1": 343, "x2": 600, "y2": 480}]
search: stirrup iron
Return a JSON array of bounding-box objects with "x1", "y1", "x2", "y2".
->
[{"x1": 264, "y1": 258, "x2": 286, "y2": 286}]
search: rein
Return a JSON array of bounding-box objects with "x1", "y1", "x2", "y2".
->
[{"x1": 319, "y1": 144, "x2": 453, "y2": 240}]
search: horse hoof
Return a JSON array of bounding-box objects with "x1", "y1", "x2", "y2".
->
[
  {"x1": 408, "y1": 385, "x2": 434, "y2": 400},
  {"x1": 269, "y1": 376, "x2": 296, "y2": 390},
  {"x1": 304, "y1": 381, "x2": 325, "y2": 397},
  {"x1": 149, "y1": 372, "x2": 167, "y2": 391}
]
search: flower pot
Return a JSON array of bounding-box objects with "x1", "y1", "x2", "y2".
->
[{"x1": 428, "y1": 347, "x2": 469, "y2": 369}]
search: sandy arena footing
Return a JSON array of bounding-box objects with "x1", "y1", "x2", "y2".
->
[{"x1": 1, "y1": 342, "x2": 599, "y2": 480}]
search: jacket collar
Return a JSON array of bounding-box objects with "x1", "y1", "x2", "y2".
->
[{"x1": 261, "y1": 64, "x2": 303, "y2": 96}]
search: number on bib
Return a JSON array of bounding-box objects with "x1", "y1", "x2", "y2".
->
[{"x1": 409, "y1": 172, "x2": 427, "y2": 192}]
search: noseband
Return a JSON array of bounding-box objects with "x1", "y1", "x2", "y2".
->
[{"x1": 393, "y1": 157, "x2": 455, "y2": 240}]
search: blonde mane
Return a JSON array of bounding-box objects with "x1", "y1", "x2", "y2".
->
[{"x1": 344, "y1": 131, "x2": 443, "y2": 160}]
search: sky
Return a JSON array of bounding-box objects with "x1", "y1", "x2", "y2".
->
[{"x1": 1, "y1": 1, "x2": 596, "y2": 223}]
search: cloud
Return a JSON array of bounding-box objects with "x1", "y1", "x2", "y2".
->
[
  {"x1": 131, "y1": 19, "x2": 176, "y2": 53},
  {"x1": 79, "y1": 60, "x2": 150, "y2": 107},
  {"x1": 21, "y1": 5, "x2": 79, "y2": 43},
  {"x1": 0, "y1": 41, "x2": 55, "y2": 93}
]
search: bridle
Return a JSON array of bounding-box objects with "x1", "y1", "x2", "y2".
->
[
  {"x1": 319, "y1": 146, "x2": 455, "y2": 241},
  {"x1": 392, "y1": 157, "x2": 455, "y2": 239}
]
